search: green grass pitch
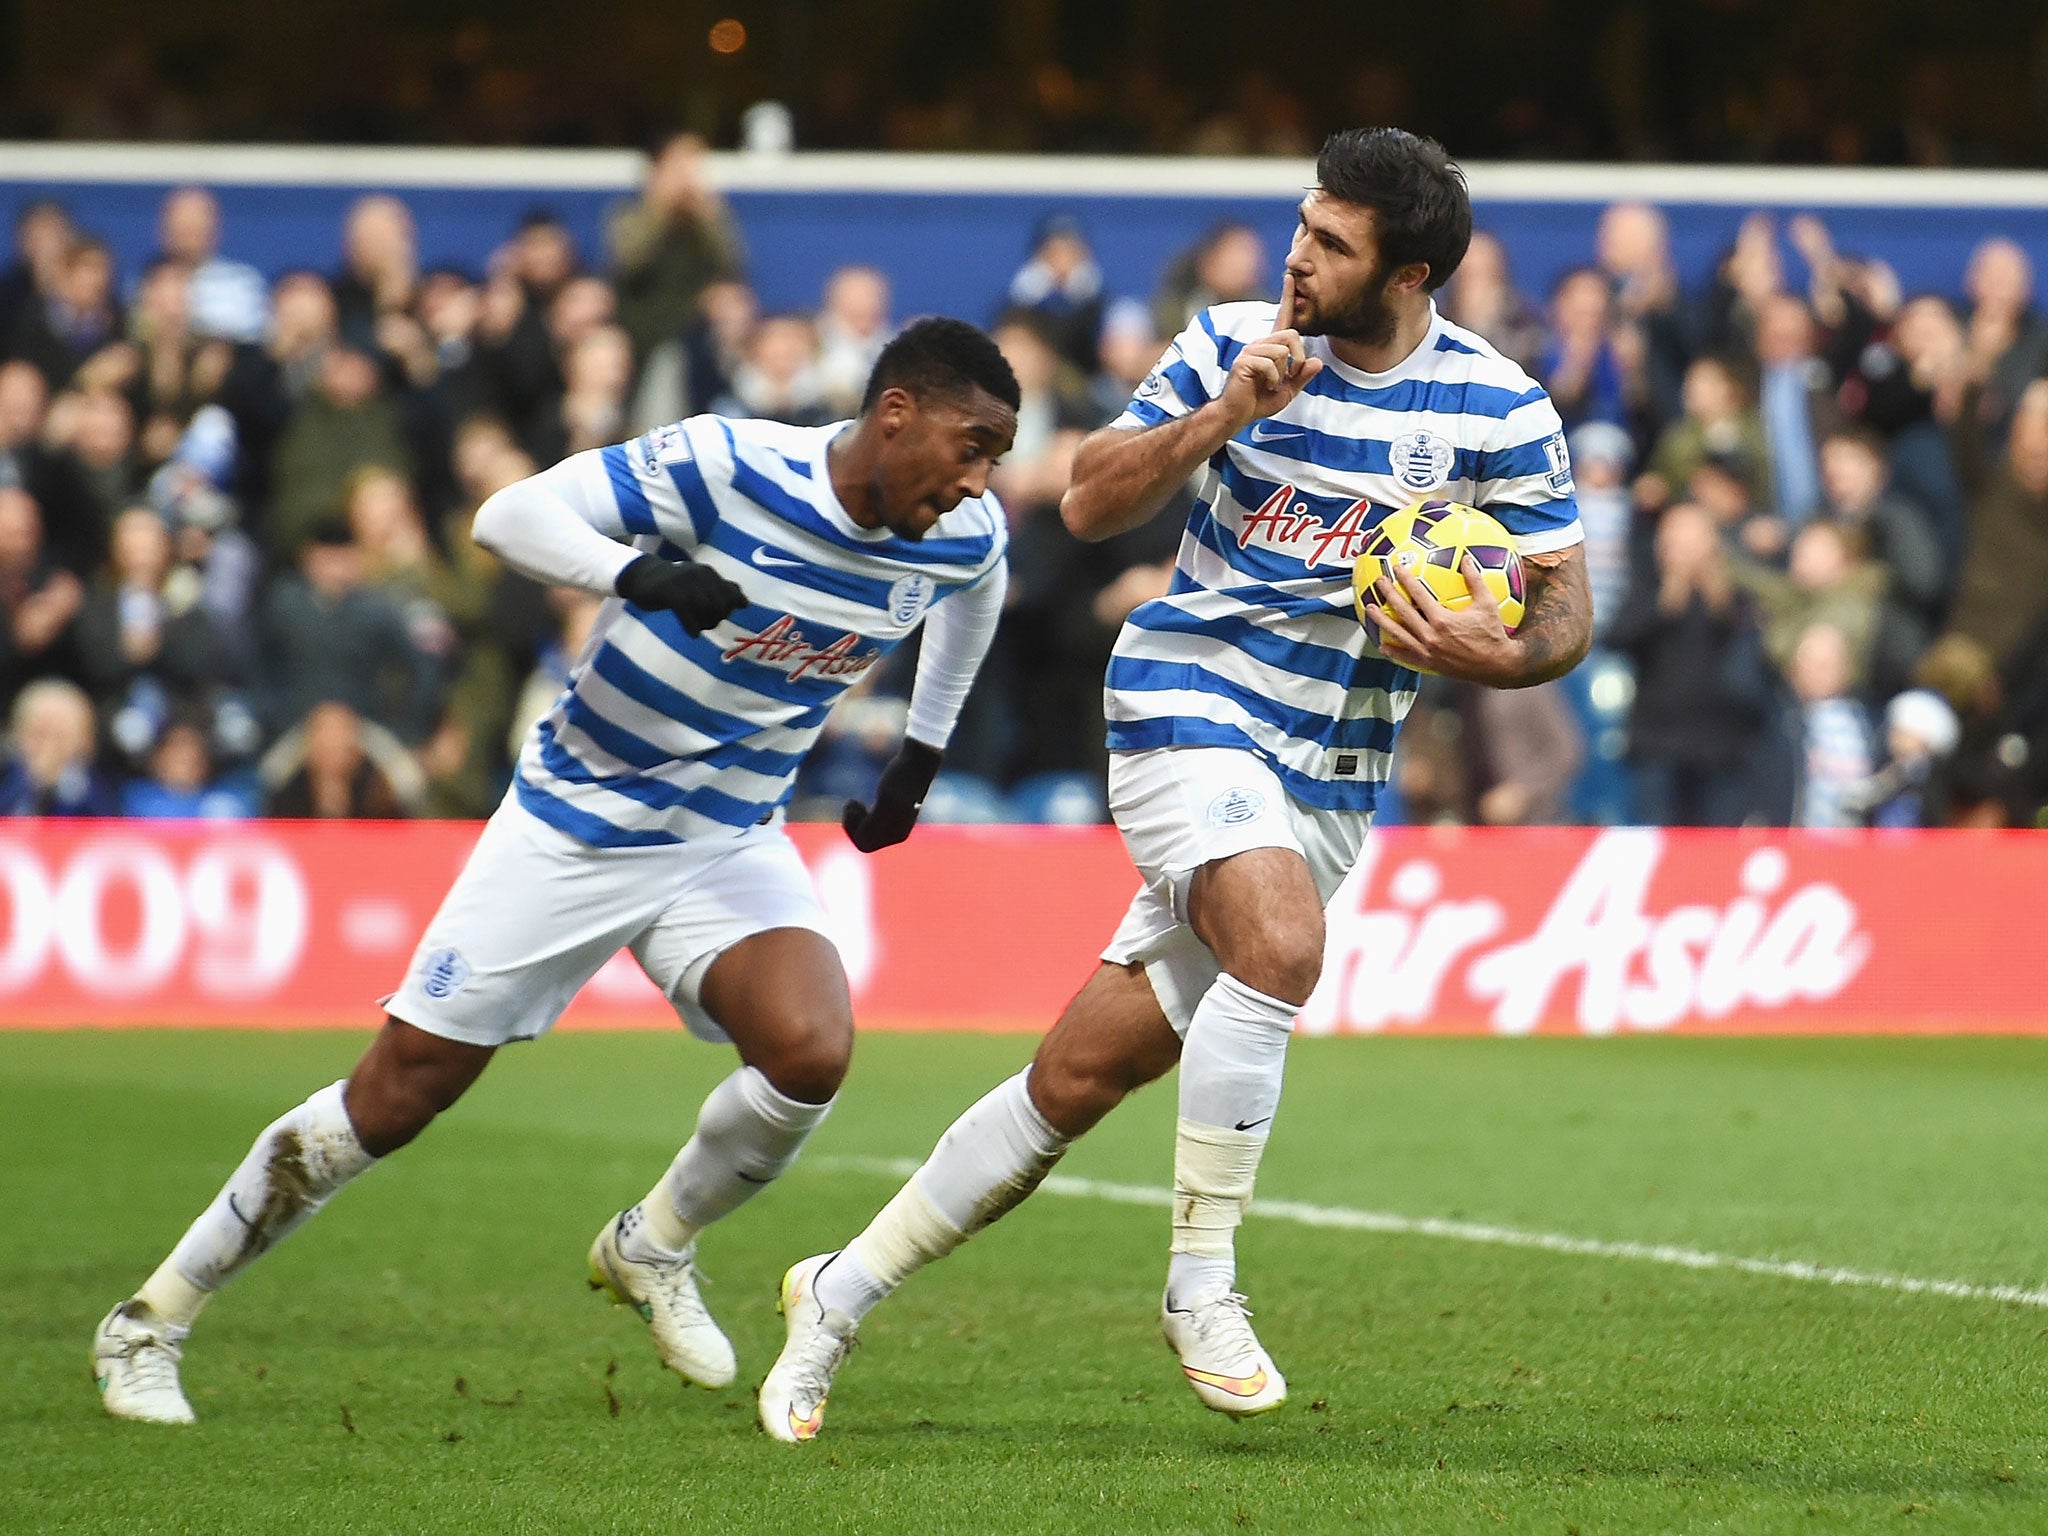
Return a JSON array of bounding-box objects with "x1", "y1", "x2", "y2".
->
[{"x1": 7, "y1": 1029, "x2": 2048, "y2": 1534}]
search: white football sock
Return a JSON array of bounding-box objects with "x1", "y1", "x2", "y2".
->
[
  {"x1": 626, "y1": 1066, "x2": 833, "y2": 1261},
  {"x1": 142, "y1": 1081, "x2": 375, "y2": 1328},
  {"x1": 813, "y1": 1070, "x2": 1069, "y2": 1321},
  {"x1": 1169, "y1": 972, "x2": 1297, "y2": 1301}
]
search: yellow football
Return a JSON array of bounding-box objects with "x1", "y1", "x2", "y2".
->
[{"x1": 1352, "y1": 499, "x2": 1527, "y2": 659}]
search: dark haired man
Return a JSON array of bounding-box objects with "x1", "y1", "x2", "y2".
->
[
  {"x1": 92, "y1": 317, "x2": 1020, "y2": 1424},
  {"x1": 760, "y1": 129, "x2": 1593, "y2": 1439}
]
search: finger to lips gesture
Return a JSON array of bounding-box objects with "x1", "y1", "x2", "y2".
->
[
  {"x1": 1225, "y1": 270, "x2": 1323, "y2": 422},
  {"x1": 1362, "y1": 553, "x2": 1517, "y2": 684}
]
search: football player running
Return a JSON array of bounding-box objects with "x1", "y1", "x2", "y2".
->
[
  {"x1": 92, "y1": 318, "x2": 1019, "y2": 1424},
  {"x1": 759, "y1": 129, "x2": 1593, "y2": 1440}
]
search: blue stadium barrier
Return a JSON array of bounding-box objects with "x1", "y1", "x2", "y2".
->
[{"x1": 6, "y1": 148, "x2": 2048, "y2": 324}]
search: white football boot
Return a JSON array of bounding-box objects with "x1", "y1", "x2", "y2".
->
[
  {"x1": 757, "y1": 1252, "x2": 858, "y2": 1443},
  {"x1": 587, "y1": 1210, "x2": 737, "y2": 1389},
  {"x1": 92, "y1": 1300, "x2": 196, "y2": 1424},
  {"x1": 1160, "y1": 1284, "x2": 1288, "y2": 1418}
]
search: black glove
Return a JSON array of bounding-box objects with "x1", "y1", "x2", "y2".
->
[
  {"x1": 842, "y1": 740, "x2": 944, "y2": 852},
  {"x1": 615, "y1": 554, "x2": 747, "y2": 635}
]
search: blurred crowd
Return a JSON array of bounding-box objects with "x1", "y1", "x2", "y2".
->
[{"x1": 2, "y1": 135, "x2": 2045, "y2": 830}]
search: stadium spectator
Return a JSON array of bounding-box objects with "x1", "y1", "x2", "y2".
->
[
  {"x1": 1733, "y1": 519, "x2": 1885, "y2": 690},
  {"x1": 986, "y1": 310, "x2": 1104, "y2": 780},
  {"x1": 608, "y1": 132, "x2": 747, "y2": 364},
  {"x1": 1005, "y1": 215, "x2": 1105, "y2": 374},
  {"x1": 1699, "y1": 211, "x2": 1784, "y2": 358},
  {"x1": 1786, "y1": 620, "x2": 1876, "y2": 827},
  {"x1": 343, "y1": 463, "x2": 521, "y2": 815},
  {"x1": 0, "y1": 485, "x2": 84, "y2": 703},
  {"x1": 532, "y1": 324, "x2": 634, "y2": 463},
  {"x1": 0, "y1": 676, "x2": 115, "y2": 815},
  {"x1": 261, "y1": 699, "x2": 415, "y2": 819},
  {"x1": 506, "y1": 585, "x2": 603, "y2": 761},
  {"x1": 631, "y1": 277, "x2": 757, "y2": 428},
  {"x1": 1153, "y1": 221, "x2": 1268, "y2": 339},
  {"x1": 265, "y1": 271, "x2": 341, "y2": 403},
  {"x1": 502, "y1": 209, "x2": 581, "y2": 306},
  {"x1": 0, "y1": 200, "x2": 74, "y2": 344},
  {"x1": 120, "y1": 717, "x2": 257, "y2": 819},
  {"x1": 1814, "y1": 426, "x2": 1946, "y2": 692},
  {"x1": 1468, "y1": 682, "x2": 1587, "y2": 826},
  {"x1": 1610, "y1": 503, "x2": 1774, "y2": 825},
  {"x1": 1442, "y1": 230, "x2": 1544, "y2": 370},
  {"x1": 1641, "y1": 354, "x2": 1770, "y2": 514},
  {"x1": 43, "y1": 387, "x2": 142, "y2": 568},
  {"x1": 1567, "y1": 421, "x2": 1639, "y2": 641},
  {"x1": 1088, "y1": 298, "x2": 1165, "y2": 424},
  {"x1": 803, "y1": 266, "x2": 889, "y2": 419},
  {"x1": 1961, "y1": 237, "x2": 2048, "y2": 438},
  {"x1": 74, "y1": 505, "x2": 227, "y2": 755},
  {"x1": 1751, "y1": 293, "x2": 1832, "y2": 527},
  {"x1": 156, "y1": 187, "x2": 268, "y2": 345},
  {"x1": 1842, "y1": 687, "x2": 1960, "y2": 828},
  {"x1": 333, "y1": 194, "x2": 420, "y2": 359},
  {"x1": 1943, "y1": 379, "x2": 2048, "y2": 672},
  {"x1": 112, "y1": 258, "x2": 211, "y2": 462},
  {"x1": 266, "y1": 341, "x2": 412, "y2": 560},
  {"x1": 257, "y1": 520, "x2": 440, "y2": 743},
  {"x1": 1595, "y1": 200, "x2": 1691, "y2": 426},
  {"x1": 710, "y1": 313, "x2": 832, "y2": 427},
  {"x1": 391, "y1": 266, "x2": 496, "y2": 517},
  {"x1": 1538, "y1": 267, "x2": 1644, "y2": 435},
  {"x1": 6, "y1": 234, "x2": 121, "y2": 389},
  {"x1": 0, "y1": 359, "x2": 102, "y2": 573}
]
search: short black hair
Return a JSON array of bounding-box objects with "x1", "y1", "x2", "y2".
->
[
  {"x1": 861, "y1": 316, "x2": 1020, "y2": 414},
  {"x1": 1314, "y1": 128, "x2": 1472, "y2": 292}
]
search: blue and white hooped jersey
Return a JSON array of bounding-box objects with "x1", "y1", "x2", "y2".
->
[
  {"x1": 1109, "y1": 300, "x2": 1584, "y2": 813},
  {"x1": 515, "y1": 416, "x2": 1005, "y2": 847}
]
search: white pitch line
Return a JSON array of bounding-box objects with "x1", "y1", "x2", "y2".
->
[{"x1": 813, "y1": 1155, "x2": 2048, "y2": 1312}]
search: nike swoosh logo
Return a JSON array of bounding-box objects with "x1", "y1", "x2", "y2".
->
[
  {"x1": 1183, "y1": 1364, "x2": 1270, "y2": 1397},
  {"x1": 789, "y1": 1401, "x2": 825, "y2": 1438},
  {"x1": 1251, "y1": 422, "x2": 1305, "y2": 441},
  {"x1": 1235, "y1": 1117, "x2": 1272, "y2": 1132},
  {"x1": 750, "y1": 547, "x2": 805, "y2": 569}
]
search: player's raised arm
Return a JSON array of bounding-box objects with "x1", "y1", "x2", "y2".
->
[
  {"x1": 1060, "y1": 278, "x2": 1323, "y2": 543},
  {"x1": 472, "y1": 446, "x2": 746, "y2": 635}
]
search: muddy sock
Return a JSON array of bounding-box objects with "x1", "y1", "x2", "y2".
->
[{"x1": 142, "y1": 1081, "x2": 375, "y2": 1326}]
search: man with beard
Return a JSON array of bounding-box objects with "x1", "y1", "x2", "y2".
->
[{"x1": 757, "y1": 128, "x2": 1594, "y2": 1441}]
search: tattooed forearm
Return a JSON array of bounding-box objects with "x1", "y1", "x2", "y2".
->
[{"x1": 1508, "y1": 549, "x2": 1593, "y2": 687}]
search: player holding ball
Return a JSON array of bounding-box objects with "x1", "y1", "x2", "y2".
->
[{"x1": 760, "y1": 126, "x2": 1594, "y2": 1440}]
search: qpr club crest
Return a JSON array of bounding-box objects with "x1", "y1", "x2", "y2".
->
[
  {"x1": 421, "y1": 947, "x2": 470, "y2": 1001},
  {"x1": 887, "y1": 573, "x2": 935, "y2": 626},
  {"x1": 1388, "y1": 429, "x2": 1455, "y2": 493},
  {"x1": 1208, "y1": 787, "x2": 1267, "y2": 827}
]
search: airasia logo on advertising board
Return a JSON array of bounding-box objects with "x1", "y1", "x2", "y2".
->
[
  {"x1": 0, "y1": 822, "x2": 2030, "y2": 1034},
  {"x1": 1302, "y1": 828, "x2": 1871, "y2": 1036}
]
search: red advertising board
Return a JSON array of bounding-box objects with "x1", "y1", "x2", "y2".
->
[{"x1": 0, "y1": 820, "x2": 2038, "y2": 1035}]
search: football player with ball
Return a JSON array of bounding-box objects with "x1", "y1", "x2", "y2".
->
[{"x1": 759, "y1": 126, "x2": 1595, "y2": 1440}]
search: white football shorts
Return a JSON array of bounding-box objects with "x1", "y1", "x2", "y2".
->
[
  {"x1": 385, "y1": 791, "x2": 831, "y2": 1048},
  {"x1": 1100, "y1": 745, "x2": 1370, "y2": 1035}
]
